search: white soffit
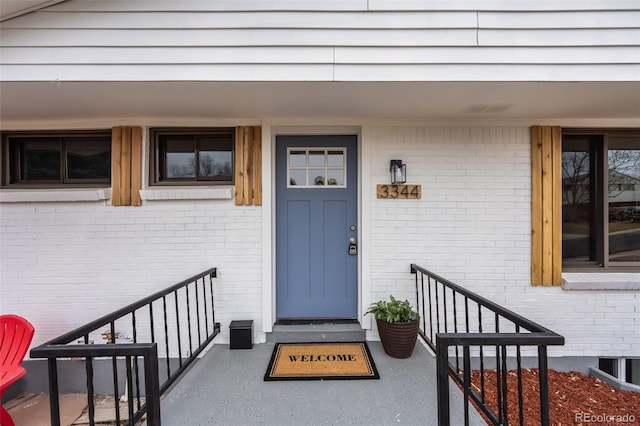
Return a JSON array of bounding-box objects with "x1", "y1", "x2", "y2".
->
[{"x1": 1, "y1": 81, "x2": 639, "y2": 123}]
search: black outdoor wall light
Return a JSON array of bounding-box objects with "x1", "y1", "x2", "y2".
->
[{"x1": 390, "y1": 159, "x2": 407, "y2": 184}]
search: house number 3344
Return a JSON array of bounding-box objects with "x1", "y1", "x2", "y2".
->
[{"x1": 376, "y1": 184, "x2": 421, "y2": 199}]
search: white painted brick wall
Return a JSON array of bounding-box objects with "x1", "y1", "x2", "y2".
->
[
  {"x1": 0, "y1": 197, "x2": 262, "y2": 354},
  {"x1": 1, "y1": 124, "x2": 637, "y2": 361},
  {"x1": 367, "y1": 126, "x2": 639, "y2": 359}
]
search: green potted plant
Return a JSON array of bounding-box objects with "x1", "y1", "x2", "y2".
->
[{"x1": 366, "y1": 296, "x2": 420, "y2": 359}]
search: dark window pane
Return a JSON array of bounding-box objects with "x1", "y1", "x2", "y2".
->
[
  {"x1": 163, "y1": 136, "x2": 195, "y2": 178},
  {"x1": 627, "y1": 359, "x2": 640, "y2": 385},
  {"x1": 5, "y1": 133, "x2": 110, "y2": 186},
  {"x1": 198, "y1": 136, "x2": 232, "y2": 179},
  {"x1": 608, "y1": 138, "x2": 640, "y2": 263},
  {"x1": 599, "y1": 358, "x2": 618, "y2": 377},
  {"x1": 20, "y1": 138, "x2": 61, "y2": 181},
  {"x1": 66, "y1": 137, "x2": 111, "y2": 180},
  {"x1": 562, "y1": 138, "x2": 594, "y2": 262},
  {"x1": 199, "y1": 151, "x2": 232, "y2": 178}
]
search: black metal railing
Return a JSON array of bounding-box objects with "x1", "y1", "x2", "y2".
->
[
  {"x1": 30, "y1": 267, "x2": 220, "y2": 426},
  {"x1": 410, "y1": 264, "x2": 564, "y2": 426}
]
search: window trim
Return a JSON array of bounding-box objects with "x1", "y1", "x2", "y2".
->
[
  {"x1": 562, "y1": 128, "x2": 640, "y2": 271},
  {"x1": 149, "y1": 127, "x2": 235, "y2": 186},
  {"x1": 1, "y1": 130, "x2": 112, "y2": 188}
]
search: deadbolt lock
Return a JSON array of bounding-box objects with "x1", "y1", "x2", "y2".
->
[{"x1": 348, "y1": 237, "x2": 357, "y2": 255}]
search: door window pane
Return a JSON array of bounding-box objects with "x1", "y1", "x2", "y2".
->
[
  {"x1": 290, "y1": 151, "x2": 306, "y2": 167},
  {"x1": 309, "y1": 169, "x2": 325, "y2": 186},
  {"x1": 289, "y1": 169, "x2": 306, "y2": 186},
  {"x1": 309, "y1": 151, "x2": 325, "y2": 167},
  {"x1": 328, "y1": 151, "x2": 344, "y2": 167},
  {"x1": 327, "y1": 169, "x2": 344, "y2": 186}
]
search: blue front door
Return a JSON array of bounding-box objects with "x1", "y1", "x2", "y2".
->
[{"x1": 276, "y1": 135, "x2": 358, "y2": 319}]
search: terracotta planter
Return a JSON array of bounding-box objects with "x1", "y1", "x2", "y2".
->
[{"x1": 376, "y1": 318, "x2": 419, "y2": 359}]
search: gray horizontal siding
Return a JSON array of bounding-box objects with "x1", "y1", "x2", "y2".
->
[
  {"x1": 1, "y1": 1, "x2": 639, "y2": 82},
  {"x1": 478, "y1": 11, "x2": 640, "y2": 28},
  {"x1": 2, "y1": 46, "x2": 637, "y2": 65},
  {"x1": 35, "y1": 0, "x2": 640, "y2": 12},
  {"x1": 0, "y1": 11, "x2": 479, "y2": 29},
  {"x1": 39, "y1": 0, "x2": 371, "y2": 13},
  {"x1": 5, "y1": 10, "x2": 639, "y2": 29},
  {"x1": 2, "y1": 64, "x2": 638, "y2": 82},
  {"x1": 2, "y1": 28, "x2": 637, "y2": 47},
  {"x1": 0, "y1": 29, "x2": 479, "y2": 47}
]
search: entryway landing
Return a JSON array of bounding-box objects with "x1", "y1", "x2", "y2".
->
[
  {"x1": 159, "y1": 340, "x2": 486, "y2": 426},
  {"x1": 267, "y1": 322, "x2": 365, "y2": 343}
]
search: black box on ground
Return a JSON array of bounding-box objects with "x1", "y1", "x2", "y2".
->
[{"x1": 229, "y1": 320, "x2": 253, "y2": 349}]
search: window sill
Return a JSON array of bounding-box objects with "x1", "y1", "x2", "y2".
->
[
  {"x1": 562, "y1": 272, "x2": 640, "y2": 290},
  {"x1": 139, "y1": 187, "x2": 233, "y2": 201},
  {"x1": 0, "y1": 188, "x2": 111, "y2": 203}
]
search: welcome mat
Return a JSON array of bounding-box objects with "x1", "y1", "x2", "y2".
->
[{"x1": 264, "y1": 342, "x2": 379, "y2": 381}]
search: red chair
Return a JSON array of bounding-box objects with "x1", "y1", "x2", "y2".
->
[{"x1": 0, "y1": 315, "x2": 35, "y2": 426}]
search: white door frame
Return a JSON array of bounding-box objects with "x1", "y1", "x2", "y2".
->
[{"x1": 261, "y1": 124, "x2": 372, "y2": 333}]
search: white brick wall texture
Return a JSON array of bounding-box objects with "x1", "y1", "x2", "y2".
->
[
  {"x1": 367, "y1": 126, "x2": 639, "y2": 359},
  {"x1": 0, "y1": 198, "x2": 263, "y2": 354},
  {"x1": 1, "y1": 125, "x2": 637, "y2": 360}
]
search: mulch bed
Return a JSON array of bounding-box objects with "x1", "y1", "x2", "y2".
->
[{"x1": 463, "y1": 369, "x2": 640, "y2": 425}]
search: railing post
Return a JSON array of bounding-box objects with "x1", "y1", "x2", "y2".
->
[
  {"x1": 538, "y1": 345, "x2": 550, "y2": 426},
  {"x1": 144, "y1": 344, "x2": 161, "y2": 426},
  {"x1": 47, "y1": 358, "x2": 61, "y2": 426},
  {"x1": 463, "y1": 346, "x2": 471, "y2": 426},
  {"x1": 435, "y1": 335, "x2": 451, "y2": 426}
]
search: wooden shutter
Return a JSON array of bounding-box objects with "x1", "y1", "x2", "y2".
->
[
  {"x1": 531, "y1": 126, "x2": 562, "y2": 286},
  {"x1": 111, "y1": 126, "x2": 142, "y2": 207},
  {"x1": 234, "y1": 126, "x2": 262, "y2": 206}
]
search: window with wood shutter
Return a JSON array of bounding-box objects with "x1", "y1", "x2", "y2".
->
[{"x1": 532, "y1": 126, "x2": 640, "y2": 280}]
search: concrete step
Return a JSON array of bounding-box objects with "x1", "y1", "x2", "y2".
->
[{"x1": 266, "y1": 323, "x2": 365, "y2": 343}]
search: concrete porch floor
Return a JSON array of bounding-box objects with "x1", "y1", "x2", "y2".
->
[
  {"x1": 160, "y1": 340, "x2": 486, "y2": 425},
  {"x1": 4, "y1": 340, "x2": 486, "y2": 425}
]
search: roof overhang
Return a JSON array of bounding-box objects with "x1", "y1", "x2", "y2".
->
[
  {"x1": 1, "y1": 81, "x2": 640, "y2": 127},
  {"x1": 0, "y1": 0, "x2": 67, "y2": 21}
]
